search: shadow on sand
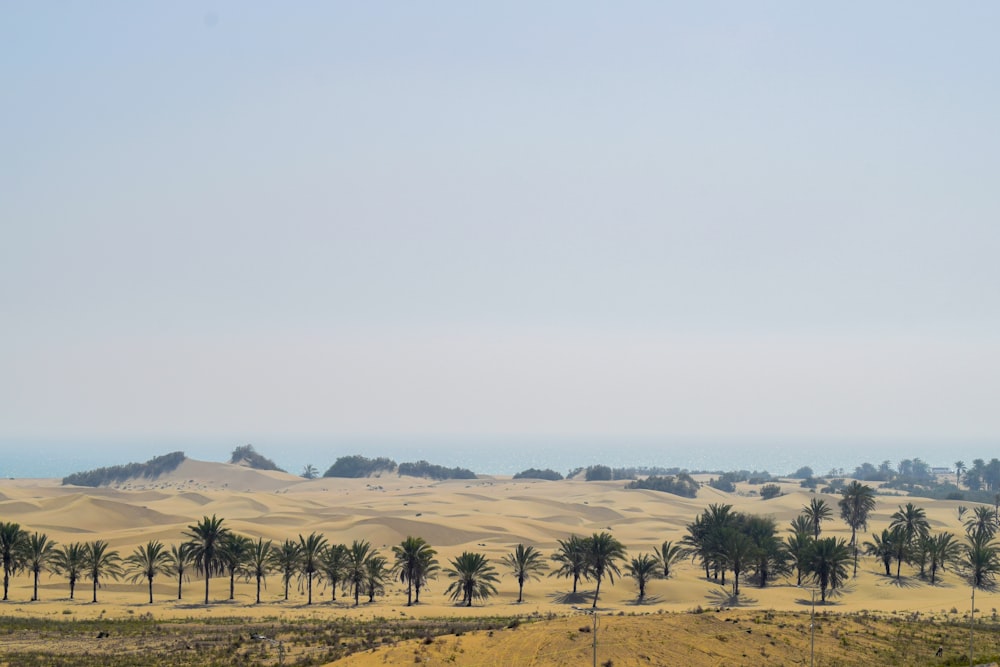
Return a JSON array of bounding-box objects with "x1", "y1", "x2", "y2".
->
[
  {"x1": 548, "y1": 590, "x2": 593, "y2": 605},
  {"x1": 705, "y1": 588, "x2": 758, "y2": 608}
]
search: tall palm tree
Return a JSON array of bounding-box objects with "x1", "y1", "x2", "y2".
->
[
  {"x1": 863, "y1": 529, "x2": 896, "y2": 577},
  {"x1": 586, "y1": 532, "x2": 626, "y2": 608},
  {"x1": 444, "y1": 551, "x2": 499, "y2": 607},
  {"x1": 955, "y1": 460, "x2": 966, "y2": 487},
  {"x1": 743, "y1": 514, "x2": 789, "y2": 588},
  {"x1": 964, "y1": 505, "x2": 997, "y2": 539},
  {"x1": 719, "y1": 527, "x2": 754, "y2": 597},
  {"x1": 789, "y1": 515, "x2": 813, "y2": 538},
  {"x1": 549, "y1": 535, "x2": 590, "y2": 594},
  {"x1": 346, "y1": 540, "x2": 374, "y2": 606},
  {"x1": 219, "y1": 533, "x2": 254, "y2": 601},
  {"x1": 167, "y1": 543, "x2": 194, "y2": 600},
  {"x1": 272, "y1": 539, "x2": 302, "y2": 601},
  {"x1": 785, "y1": 530, "x2": 813, "y2": 585},
  {"x1": 927, "y1": 532, "x2": 961, "y2": 585},
  {"x1": 364, "y1": 554, "x2": 389, "y2": 603},
  {"x1": 501, "y1": 544, "x2": 548, "y2": 603},
  {"x1": 124, "y1": 540, "x2": 171, "y2": 604},
  {"x1": 653, "y1": 540, "x2": 684, "y2": 579},
  {"x1": 21, "y1": 532, "x2": 57, "y2": 602},
  {"x1": 624, "y1": 553, "x2": 661, "y2": 602},
  {"x1": 807, "y1": 537, "x2": 851, "y2": 603},
  {"x1": 838, "y1": 481, "x2": 876, "y2": 576},
  {"x1": 0, "y1": 522, "x2": 26, "y2": 600},
  {"x1": 392, "y1": 536, "x2": 438, "y2": 606},
  {"x1": 889, "y1": 502, "x2": 931, "y2": 548},
  {"x1": 297, "y1": 532, "x2": 328, "y2": 605},
  {"x1": 183, "y1": 514, "x2": 230, "y2": 605},
  {"x1": 888, "y1": 525, "x2": 910, "y2": 579},
  {"x1": 321, "y1": 543, "x2": 349, "y2": 602},
  {"x1": 83, "y1": 540, "x2": 122, "y2": 603},
  {"x1": 51, "y1": 541, "x2": 87, "y2": 600},
  {"x1": 802, "y1": 498, "x2": 832, "y2": 539},
  {"x1": 244, "y1": 537, "x2": 273, "y2": 604},
  {"x1": 962, "y1": 529, "x2": 1000, "y2": 666}
]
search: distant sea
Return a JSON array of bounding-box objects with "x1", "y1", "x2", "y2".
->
[{"x1": 0, "y1": 435, "x2": 992, "y2": 480}]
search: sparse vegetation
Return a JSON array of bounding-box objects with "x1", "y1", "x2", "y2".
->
[
  {"x1": 62, "y1": 452, "x2": 186, "y2": 487},
  {"x1": 229, "y1": 444, "x2": 284, "y2": 472}
]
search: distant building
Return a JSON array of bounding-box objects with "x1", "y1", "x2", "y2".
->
[{"x1": 931, "y1": 467, "x2": 952, "y2": 475}]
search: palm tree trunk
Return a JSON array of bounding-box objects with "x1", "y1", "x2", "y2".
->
[
  {"x1": 256, "y1": 576, "x2": 261, "y2": 604},
  {"x1": 204, "y1": 568, "x2": 210, "y2": 605},
  {"x1": 307, "y1": 573, "x2": 312, "y2": 605},
  {"x1": 406, "y1": 579, "x2": 412, "y2": 606},
  {"x1": 3, "y1": 569, "x2": 8, "y2": 600},
  {"x1": 33, "y1": 570, "x2": 39, "y2": 601},
  {"x1": 148, "y1": 577, "x2": 153, "y2": 604},
  {"x1": 70, "y1": 578, "x2": 76, "y2": 600},
  {"x1": 517, "y1": 577, "x2": 524, "y2": 603},
  {"x1": 92, "y1": 578, "x2": 98, "y2": 603},
  {"x1": 229, "y1": 572, "x2": 235, "y2": 600},
  {"x1": 177, "y1": 574, "x2": 182, "y2": 600},
  {"x1": 592, "y1": 576, "x2": 602, "y2": 608}
]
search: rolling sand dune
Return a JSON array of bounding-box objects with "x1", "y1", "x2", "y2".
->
[{"x1": 0, "y1": 459, "x2": 994, "y2": 650}]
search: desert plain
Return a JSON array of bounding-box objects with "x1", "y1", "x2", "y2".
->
[{"x1": 1, "y1": 458, "x2": 999, "y2": 666}]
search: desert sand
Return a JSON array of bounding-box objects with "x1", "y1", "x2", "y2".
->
[{"x1": 0, "y1": 458, "x2": 993, "y2": 664}]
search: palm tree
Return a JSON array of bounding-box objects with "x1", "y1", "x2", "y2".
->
[
  {"x1": 0, "y1": 522, "x2": 26, "y2": 600},
  {"x1": 719, "y1": 527, "x2": 754, "y2": 597},
  {"x1": 624, "y1": 553, "x2": 661, "y2": 602},
  {"x1": 965, "y1": 505, "x2": 997, "y2": 539},
  {"x1": 955, "y1": 460, "x2": 966, "y2": 487},
  {"x1": 320, "y1": 543, "x2": 348, "y2": 603},
  {"x1": 863, "y1": 529, "x2": 896, "y2": 577},
  {"x1": 167, "y1": 543, "x2": 195, "y2": 600},
  {"x1": 743, "y1": 514, "x2": 789, "y2": 588},
  {"x1": 653, "y1": 540, "x2": 684, "y2": 579},
  {"x1": 586, "y1": 532, "x2": 626, "y2": 608},
  {"x1": 183, "y1": 514, "x2": 230, "y2": 605},
  {"x1": 272, "y1": 539, "x2": 302, "y2": 601},
  {"x1": 549, "y1": 535, "x2": 590, "y2": 594},
  {"x1": 364, "y1": 554, "x2": 389, "y2": 603},
  {"x1": 838, "y1": 481, "x2": 876, "y2": 576},
  {"x1": 83, "y1": 540, "x2": 122, "y2": 603},
  {"x1": 392, "y1": 536, "x2": 438, "y2": 606},
  {"x1": 807, "y1": 537, "x2": 851, "y2": 603},
  {"x1": 890, "y1": 502, "x2": 931, "y2": 548},
  {"x1": 887, "y1": 525, "x2": 910, "y2": 579},
  {"x1": 802, "y1": 498, "x2": 832, "y2": 539},
  {"x1": 297, "y1": 532, "x2": 328, "y2": 605},
  {"x1": 346, "y1": 540, "x2": 374, "y2": 606},
  {"x1": 789, "y1": 515, "x2": 813, "y2": 538},
  {"x1": 301, "y1": 464, "x2": 319, "y2": 479},
  {"x1": 785, "y1": 530, "x2": 813, "y2": 586},
  {"x1": 444, "y1": 551, "x2": 499, "y2": 607},
  {"x1": 21, "y1": 532, "x2": 56, "y2": 602},
  {"x1": 51, "y1": 542, "x2": 87, "y2": 600},
  {"x1": 244, "y1": 537, "x2": 273, "y2": 604},
  {"x1": 220, "y1": 533, "x2": 254, "y2": 601},
  {"x1": 926, "y1": 532, "x2": 961, "y2": 585},
  {"x1": 962, "y1": 529, "x2": 1000, "y2": 666},
  {"x1": 124, "y1": 540, "x2": 171, "y2": 604},
  {"x1": 501, "y1": 544, "x2": 547, "y2": 603}
]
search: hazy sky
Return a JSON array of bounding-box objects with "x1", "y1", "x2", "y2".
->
[{"x1": 3, "y1": 2, "x2": 999, "y2": 445}]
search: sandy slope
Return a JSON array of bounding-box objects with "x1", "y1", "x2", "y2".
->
[{"x1": 0, "y1": 460, "x2": 990, "y2": 629}]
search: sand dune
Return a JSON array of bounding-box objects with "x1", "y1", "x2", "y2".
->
[{"x1": 0, "y1": 459, "x2": 991, "y2": 631}]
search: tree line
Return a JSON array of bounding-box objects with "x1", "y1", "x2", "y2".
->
[{"x1": 4, "y1": 483, "x2": 1000, "y2": 608}]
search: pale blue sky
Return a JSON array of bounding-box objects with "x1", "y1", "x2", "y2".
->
[{"x1": 3, "y1": 2, "x2": 999, "y2": 447}]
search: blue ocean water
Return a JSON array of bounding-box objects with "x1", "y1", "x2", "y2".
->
[{"x1": 0, "y1": 435, "x2": 989, "y2": 480}]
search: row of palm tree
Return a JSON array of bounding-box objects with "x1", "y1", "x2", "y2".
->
[{"x1": 4, "y1": 491, "x2": 1000, "y2": 608}]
